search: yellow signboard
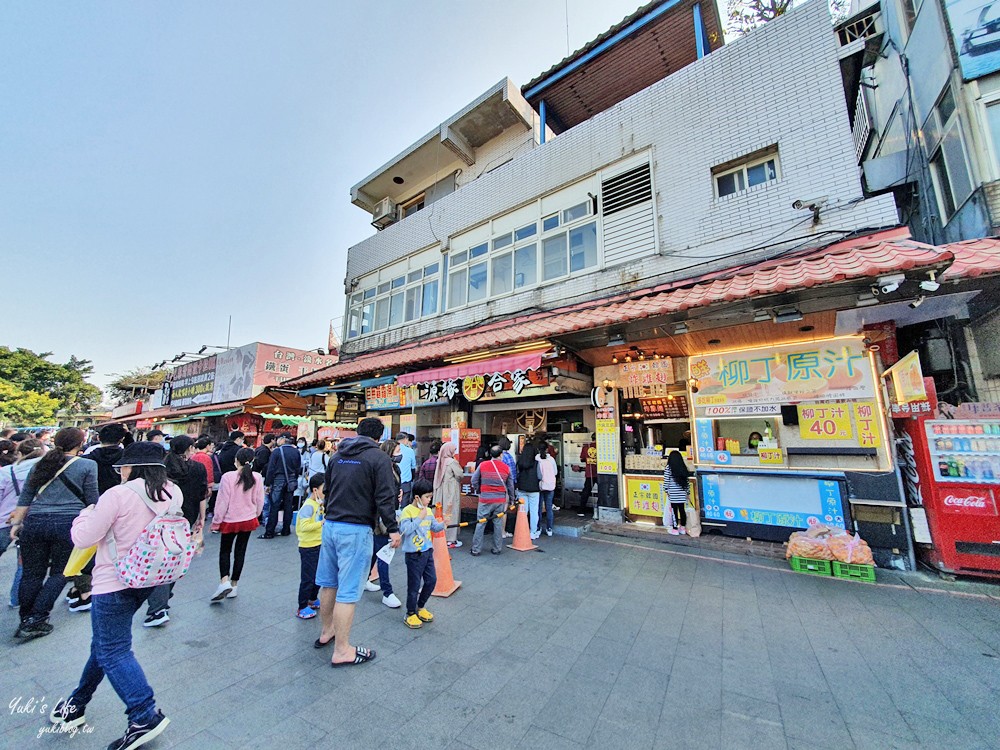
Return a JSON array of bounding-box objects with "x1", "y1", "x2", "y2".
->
[
  {"x1": 758, "y1": 447, "x2": 784, "y2": 464},
  {"x1": 885, "y1": 350, "x2": 927, "y2": 404},
  {"x1": 596, "y1": 417, "x2": 618, "y2": 474},
  {"x1": 853, "y1": 401, "x2": 882, "y2": 448},
  {"x1": 798, "y1": 403, "x2": 854, "y2": 440},
  {"x1": 624, "y1": 474, "x2": 663, "y2": 517}
]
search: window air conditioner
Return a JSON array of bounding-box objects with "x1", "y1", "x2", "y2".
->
[{"x1": 371, "y1": 197, "x2": 398, "y2": 229}]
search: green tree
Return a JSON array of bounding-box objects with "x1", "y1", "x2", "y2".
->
[
  {"x1": 727, "y1": 0, "x2": 850, "y2": 37},
  {"x1": 0, "y1": 381, "x2": 60, "y2": 426},
  {"x1": 0, "y1": 347, "x2": 102, "y2": 415},
  {"x1": 106, "y1": 368, "x2": 169, "y2": 406}
]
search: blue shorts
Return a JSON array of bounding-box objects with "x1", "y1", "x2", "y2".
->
[{"x1": 316, "y1": 521, "x2": 374, "y2": 603}]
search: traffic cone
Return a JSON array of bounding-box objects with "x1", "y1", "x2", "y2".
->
[
  {"x1": 508, "y1": 501, "x2": 538, "y2": 552},
  {"x1": 431, "y1": 504, "x2": 461, "y2": 597}
]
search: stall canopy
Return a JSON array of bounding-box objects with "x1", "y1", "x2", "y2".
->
[
  {"x1": 297, "y1": 375, "x2": 396, "y2": 397},
  {"x1": 396, "y1": 352, "x2": 545, "y2": 386}
]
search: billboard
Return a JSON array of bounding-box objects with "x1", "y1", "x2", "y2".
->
[
  {"x1": 213, "y1": 344, "x2": 258, "y2": 403},
  {"x1": 168, "y1": 355, "x2": 217, "y2": 408},
  {"x1": 946, "y1": 0, "x2": 1000, "y2": 80}
]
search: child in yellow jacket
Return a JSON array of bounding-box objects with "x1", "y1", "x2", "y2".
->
[
  {"x1": 399, "y1": 478, "x2": 445, "y2": 628},
  {"x1": 296, "y1": 474, "x2": 325, "y2": 619}
]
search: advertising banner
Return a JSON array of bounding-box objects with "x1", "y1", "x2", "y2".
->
[
  {"x1": 169, "y1": 355, "x2": 217, "y2": 408},
  {"x1": 213, "y1": 344, "x2": 258, "y2": 403},
  {"x1": 700, "y1": 473, "x2": 847, "y2": 530},
  {"x1": 596, "y1": 406, "x2": 619, "y2": 475},
  {"x1": 625, "y1": 474, "x2": 664, "y2": 517},
  {"x1": 945, "y1": 0, "x2": 1000, "y2": 80},
  {"x1": 798, "y1": 403, "x2": 855, "y2": 441},
  {"x1": 619, "y1": 358, "x2": 674, "y2": 387}
]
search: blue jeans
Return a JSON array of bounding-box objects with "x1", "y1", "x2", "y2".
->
[
  {"x1": 18, "y1": 513, "x2": 74, "y2": 624},
  {"x1": 369, "y1": 534, "x2": 392, "y2": 596},
  {"x1": 539, "y1": 489, "x2": 555, "y2": 532},
  {"x1": 405, "y1": 550, "x2": 436, "y2": 614},
  {"x1": 69, "y1": 587, "x2": 159, "y2": 725}
]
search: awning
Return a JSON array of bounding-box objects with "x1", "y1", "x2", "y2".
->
[
  {"x1": 396, "y1": 353, "x2": 545, "y2": 386},
  {"x1": 298, "y1": 375, "x2": 396, "y2": 397}
]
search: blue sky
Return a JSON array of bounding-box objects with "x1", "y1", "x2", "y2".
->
[{"x1": 0, "y1": 1, "x2": 721, "y2": 391}]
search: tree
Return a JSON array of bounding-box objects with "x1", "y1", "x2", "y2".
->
[
  {"x1": 727, "y1": 0, "x2": 850, "y2": 37},
  {"x1": 106, "y1": 368, "x2": 169, "y2": 406},
  {"x1": 0, "y1": 347, "x2": 103, "y2": 415},
  {"x1": 0, "y1": 381, "x2": 60, "y2": 426}
]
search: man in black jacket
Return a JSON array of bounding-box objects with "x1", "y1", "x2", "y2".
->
[
  {"x1": 253, "y1": 433, "x2": 274, "y2": 473},
  {"x1": 316, "y1": 417, "x2": 400, "y2": 667},
  {"x1": 80, "y1": 424, "x2": 128, "y2": 495},
  {"x1": 216, "y1": 430, "x2": 245, "y2": 474},
  {"x1": 261, "y1": 433, "x2": 300, "y2": 538}
]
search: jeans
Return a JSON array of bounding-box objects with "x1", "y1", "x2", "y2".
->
[
  {"x1": 471, "y1": 502, "x2": 506, "y2": 554},
  {"x1": 261, "y1": 490, "x2": 270, "y2": 526},
  {"x1": 298, "y1": 546, "x2": 320, "y2": 608},
  {"x1": 369, "y1": 534, "x2": 392, "y2": 596},
  {"x1": 517, "y1": 491, "x2": 540, "y2": 538},
  {"x1": 69, "y1": 587, "x2": 159, "y2": 726},
  {"x1": 265, "y1": 481, "x2": 293, "y2": 535},
  {"x1": 539, "y1": 489, "x2": 555, "y2": 533},
  {"x1": 315, "y1": 522, "x2": 373, "y2": 603},
  {"x1": 404, "y1": 550, "x2": 436, "y2": 614},
  {"x1": 18, "y1": 513, "x2": 75, "y2": 624}
]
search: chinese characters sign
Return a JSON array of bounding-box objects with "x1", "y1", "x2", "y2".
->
[
  {"x1": 619, "y1": 358, "x2": 674, "y2": 387},
  {"x1": 853, "y1": 401, "x2": 882, "y2": 448},
  {"x1": 365, "y1": 384, "x2": 402, "y2": 410},
  {"x1": 640, "y1": 395, "x2": 689, "y2": 419},
  {"x1": 689, "y1": 338, "x2": 874, "y2": 411},
  {"x1": 758, "y1": 447, "x2": 784, "y2": 464},
  {"x1": 625, "y1": 475, "x2": 663, "y2": 517},
  {"x1": 700, "y1": 473, "x2": 847, "y2": 530},
  {"x1": 169, "y1": 356, "x2": 217, "y2": 408},
  {"x1": 798, "y1": 403, "x2": 854, "y2": 441},
  {"x1": 412, "y1": 368, "x2": 548, "y2": 405},
  {"x1": 596, "y1": 407, "x2": 618, "y2": 475}
]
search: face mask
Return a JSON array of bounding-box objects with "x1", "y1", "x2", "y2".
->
[
  {"x1": 749, "y1": 439, "x2": 760, "y2": 448},
  {"x1": 298, "y1": 442, "x2": 306, "y2": 449},
  {"x1": 392, "y1": 455, "x2": 402, "y2": 463}
]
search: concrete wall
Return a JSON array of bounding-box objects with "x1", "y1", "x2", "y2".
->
[{"x1": 343, "y1": 0, "x2": 897, "y2": 355}]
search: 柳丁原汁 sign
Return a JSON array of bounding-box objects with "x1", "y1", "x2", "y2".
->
[{"x1": 798, "y1": 403, "x2": 854, "y2": 441}]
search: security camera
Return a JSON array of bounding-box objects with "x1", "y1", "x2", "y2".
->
[
  {"x1": 910, "y1": 295, "x2": 925, "y2": 309},
  {"x1": 791, "y1": 196, "x2": 828, "y2": 211},
  {"x1": 876, "y1": 273, "x2": 905, "y2": 295},
  {"x1": 920, "y1": 271, "x2": 940, "y2": 292}
]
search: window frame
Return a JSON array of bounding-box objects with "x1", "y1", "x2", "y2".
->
[
  {"x1": 978, "y1": 90, "x2": 1000, "y2": 181},
  {"x1": 926, "y1": 84, "x2": 975, "y2": 223},
  {"x1": 346, "y1": 259, "x2": 441, "y2": 340},
  {"x1": 712, "y1": 150, "x2": 781, "y2": 199},
  {"x1": 400, "y1": 192, "x2": 426, "y2": 218}
]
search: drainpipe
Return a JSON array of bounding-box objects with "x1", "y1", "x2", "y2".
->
[
  {"x1": 539, "y1": 99, "x2": 547, "y2": 145},
  {"x1": 693, "y1": 3, "x2": 706, "y2": 59}
]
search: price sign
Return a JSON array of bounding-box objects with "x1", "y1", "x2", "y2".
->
[
  {"x1": 798, "y1": 403, "x2": 854, "y2": 441},
  {"x1": 758, "y1": 448, "x2": 784, "y2": 464}
]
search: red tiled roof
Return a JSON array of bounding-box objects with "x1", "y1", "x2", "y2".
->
[{"x1": 286, "y1": 231, "x2": 1000, "y2": 389}]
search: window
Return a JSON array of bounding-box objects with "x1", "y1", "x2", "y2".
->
[
  {"x1": 713, "y1": 150, "x2": 779, "y2": 198},
  {"x1": 514, "y1": 223, "x2": 537, "y2": 241},
  {"x1": 421, "y1": 279, "x2": 438, "y2": 317},
  {"x1": 542, "y1": 214, "x2": 560, "y2": 231},
  {"x1": 985, "y1": 101, "x2": 1000, "y2": 173},
  {"x1": 404, "y1": 286, "x2": 420, "y2": 322},
  {"x1": 543, "y1": 234, "x2": 568, "y2": 281},
  {"x1": 563, "y1": 202, "x2": 589, "y2": 223},
  {"x1": 468, "y1": 261, "x2": 488, "y2": 303},
  {"x1": 388, "y1": 292, "x2": 404, "y2": 327},
  {"x1": 926, "y1": 85, "x2": 973, "y2": 222},
  {"x1": 374, "y1": 298, "x2": 389, "y2": 330},
  {"x1": 514, "y1": 243, "x2": 537, "y2": 289},
  {"x1": 401, "y1": 193, "x2": 425, "y2": 218},
  {"x1": 492, "y1": 253, "x2": 513, "y2": 296},
  {"x1": 569, "y1": 223, "x2": 597, "y2": 272},
  {"x1": 492, "y1": 233, "x2": 513, "y2": 251},
  {"x1": 897, "y1": 0, "x2": 922, "y2": 41},
  {"x1": 448, "y1": 268, "x2": 467, "y2": 308},
  {"x1": 346, "y1": 258, "x2": 442, "y2": 339}
]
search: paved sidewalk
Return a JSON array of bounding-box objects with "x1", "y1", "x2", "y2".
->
[{"x1": 2, "y1": 526, "x2": 999, "y2": 749}]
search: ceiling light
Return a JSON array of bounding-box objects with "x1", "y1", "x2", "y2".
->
[
  {"x1": 653, "y1": 353, "x2": 660, "y2": 360},
  {"x1": 611, "y1": 355, "x2": 619, "y2": 364},
  {"x1": 624, "y1": 355, "x2": 632, "y2": 363},
  {"x1": 638, "y1": 351, "x2": 645, "y2": 361},
  {"x1": 607, "y1": 333, "x2": 626, "y2": 347},
  {"x1": 673, "y1": 322, "x2": 689, "y2": 335},
  {"x1": 771, "y1": 306, "x2": 803, "y2": 324}
]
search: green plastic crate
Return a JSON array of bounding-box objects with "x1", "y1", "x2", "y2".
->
[
  {"x1": 789, "y1": 556, "x2": 832, "y2": 576},
  {"x1": 832, "y1": 561, "x2": 876, "y2": 583}
]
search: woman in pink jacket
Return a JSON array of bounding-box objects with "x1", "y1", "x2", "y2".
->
[
  {"x1": 49, "y1": 442, "x2": 175, "y2": 750},
  {"x1": 210, "y1": 447, "x2": 264, "y2": 602}
]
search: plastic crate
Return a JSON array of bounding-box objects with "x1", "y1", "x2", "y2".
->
[
  {"x1": 789, "y1": 556, "x2": 832, "y2": 576},
  {"x1": 832, "y1": 561, "x2": 876, "y2": 583}
]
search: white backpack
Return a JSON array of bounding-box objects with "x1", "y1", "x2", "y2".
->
[{"x1": 107, "y1": 485, "x2": 195, "y2": 589}]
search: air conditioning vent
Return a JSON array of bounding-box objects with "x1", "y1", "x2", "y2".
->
[
  {"x1": 601, "y1": 163, "x2": 652, "y2": 216},
  {"x1": 371, "y1": 197, "x2": 398, "y2": 229}
]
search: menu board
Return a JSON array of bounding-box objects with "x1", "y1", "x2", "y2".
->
[
  {"x1": 595, "y1": 407, "x2": 619, "y2": 475},
  {"x1": 640, "y1": 395, "x2": 689, "y2": 419}
]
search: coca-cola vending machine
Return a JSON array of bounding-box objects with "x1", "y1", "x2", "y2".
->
[{"x1": 909, "y1": 418, "x2": 1000, "y2": 578}]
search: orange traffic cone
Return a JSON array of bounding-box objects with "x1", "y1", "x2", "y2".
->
[
  {"x1": 508, "y1": 501, "x2": 538, "y2": 552},
  {"x1": 432, "y1": 504, "x2": 461, "y2": 597}
]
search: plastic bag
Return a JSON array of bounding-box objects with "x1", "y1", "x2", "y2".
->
[
  {"x1": 63, "y1": 545, "x2": 97, "y2": 577},
  {"x1": 828, "y1": 532, "x2": 874, "y2": 565},
  {"x1": 786, "y1": 525, "x2": 836, "y2": 560}
]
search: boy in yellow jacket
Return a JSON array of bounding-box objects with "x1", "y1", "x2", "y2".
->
[
  {"x1": 399, "y1": 478, "x2": 445, "y2": 628},
  {"x1": 296, "y1": 474, "x2": 325, "y2": 619}
]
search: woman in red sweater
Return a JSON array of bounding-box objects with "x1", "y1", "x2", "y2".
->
[{"x1": 209, "y1": 448, "x2": 264, "y2": 602}]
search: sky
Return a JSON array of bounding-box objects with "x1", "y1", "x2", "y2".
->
[{"x1": 0, "y1": 1, "x2": 725, "y2": 393}]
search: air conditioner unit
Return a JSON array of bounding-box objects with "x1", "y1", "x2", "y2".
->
[{"x1": 371, "y1": 197, "x2": 398, "y2": 229}]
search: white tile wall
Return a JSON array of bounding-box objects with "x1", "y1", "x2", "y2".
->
[{"x1": 342, "y1": 1, "x2": 898, "y2": 355}]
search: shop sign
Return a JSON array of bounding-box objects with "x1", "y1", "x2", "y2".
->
[
  {"x1": 596, "y1": 412, "x2": 618, "y2": 475},
  {"x1": 701, "y1": 473, "x2": 847, "y2": 530},
  {"x1": 365, "y1": 383, "x2": 403, "y2": 410},
  {"x1": 853, "y1": 401, "x2": 882, "y2": 448},
  {"x1": 890, "y1": 400, "x2": 933, "y2": 416},
  {"x1": 689, "y1": 338, "x2": 873, "y2": 410},
  {"x1": 939, "y1": 488, "x2": 997, "y2": 516},
  {"x1": 640, "y1": 395, "x2": 689, "y2": 419},
  {"x1": 415, "y1": 368, "x2": 547, "y2": 405},
  {"x1": 619, "y1": 358, "x2": 674, "y2": 387},
  {"x1": 758, "y1": 447, "x2": 784, "y2": 464},
  {"x1": 884, "y1": 351, "x2": 926, "y2": 404},
  {"x1": 375, "y1": 415, "x2": 392, "y2": 442},
  {"x1": 136, "y1": 420, "x2": 152, "y2": 430},
  {"x1": 702, "y1": 404, "x2": 780, "y2": 417},
  {"x1": 169, "y1": 355, "x2": 218, "y2": 408},
  {"x1": 695, "y1": 418, "x2": 715, "y2": 457},
  {"x1": 625, "y1": 475, "x2": 663, "y2": 517},
  {"x1": 954, "y1": 402, "x2": 1000, "y2": 419},
  {"x1": 798, "y1": 403, "x2": 854, "y2": 441},
  {"x1": 400, "y1": 413, "x2": 416, "y2": 436}
]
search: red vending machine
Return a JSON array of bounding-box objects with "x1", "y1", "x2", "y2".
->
[{"x1": 908, "y1": 418, "x2": 1000, "y2": 578}]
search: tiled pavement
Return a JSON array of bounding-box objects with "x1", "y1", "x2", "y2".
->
[{"x1": 2, "y1": 527, "x2": 999, "y2": 749}]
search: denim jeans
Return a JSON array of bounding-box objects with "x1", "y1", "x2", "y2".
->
[
  {"x1": 369, "y1": 534, "x2": 392, "y2": 596},
  {"x1": 69, "y1": 587, "x2": 159, "y2": 726},
  {"x1": 539, "y1": 489, "x2": 555, "y2": 533},
  {"x1": 18, "y1": 513, "x2": 75, "y2": 624},
  {"x1": 404, "y1": 550, "x2": 436, "y2": 614},
  {"x1": 517, "y1": 491, "x2": 540, "y2": 538},
  {"x1": 265, "y1": 481, "x2": 293, "y2": 535},
  {"x1": 298, "y1": 545, "x2": 320, "y2": 608}
]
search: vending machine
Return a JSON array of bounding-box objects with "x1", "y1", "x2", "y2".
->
[{"x1": 908, "y1": 418, "x2": 1000, "y2": 578}]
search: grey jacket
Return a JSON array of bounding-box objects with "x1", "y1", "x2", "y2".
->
[{"x1": 17, "y1": 456, "x2": 100, "y2": 516}]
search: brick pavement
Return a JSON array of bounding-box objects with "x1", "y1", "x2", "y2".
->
[{"x1": 2, "y1": 527, "x2": 999, "y2": 749}]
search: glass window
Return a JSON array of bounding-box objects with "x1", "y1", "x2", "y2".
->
[
  {"x1": 938, "y1": 86, "x2": 956, "y2": 124},
  {"x1": 391, "y1": 276, "x2": 405, "y2": 290},
  {"x1": 360, "y1": 303, "x2": 373, "y2": 334},
  {"x1": 407, "y1": 270, "x2": 422, "y2": 284},
  {"x1": 716, "y1": 171, "x2": 744, "y2": 197},
  {"x1": 569, "y1": 222, "x2": 598, "y2": 272},
  {"x1": 563, "y1": 202, "x2": 589, "y2": 223},
  {"x1": 941, "y1": 123, "x2": 973, "y2": 210},
  {"x1": 514, "y1": 243, "x2": 537, "y2": 289},
  {"x1": 451, "y1": 250, "x2": 467, "y2": 266},
  {"x1": 424, "y1": 262, "x2": 439, "y2": 276},
  {"x1": 468, "y1": 261, "x2": 488, "y2": 303},
  {"x1": 492, "y1": 233, "x2": 512, "y2": 251},
  {"x1": 404, "y1": 286, "x2": 420, "y2": 322},
  {"x1": 543, "y1": 234, "x2": 567, "y2": 281},
  {"x1": 514, "y1": 223, "x2": 537, "y2": 241},
  {"x1": 363, "y1": 288, "x2": 376, "y2": 300},
  {"x1": 930, "y1": 151, "x2": 956, "y2": 217},
  {"x1": 987, "y1": 103, "x2": 1000, "y2": 169},
  {"x1": 374, "y1": 298, "x2": 389, "y2": 330},
  {"x1": 388, "y1": 292, "x2": 404, "y2": 326},
  {"x1": 351, "y1": 293, "x2": 362, "y2": 304},
  {"x1": 492, "y1": 253, "x2": 513, "y2": 296},
  {"x1": 348, "y1": 307, "x2": 360, "y2": 339},
  {"x1": 377, "y1": 282, "x2": 390, "y2": 295},
  {"x1": 747, "y1": 159, "x2": 777, "y2": 187},
  {"x1": 422, "y1": 279, "x2": 438, "y2": 317},
  {"x1": 470, "y1": 242, "x2": 488, "y2": 259},
  {"x1": 542, "y1": 214, "x2": 560, "y2": 232},
  {"x1": 448, "y1": 269, "x2": 467, "y2": 309}
]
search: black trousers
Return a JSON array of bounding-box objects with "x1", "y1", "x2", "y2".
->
[
  {"x1": 298, "y1": 546, "x2": 320, "y2": 608},
  {"x1": 580, "y1": 476, "x2": 595, "y2": 508},
  {"x1": 265, "y1": 482, "x2": 294, "y2": 535},
  {"x1": 405, "y1": 550, "x2": 436, "y2": 614},
  {"x1": 220, "y1": 531, "x2": 252, "y2": 580}
]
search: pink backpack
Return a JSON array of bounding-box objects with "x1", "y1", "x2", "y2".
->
[{"x1": 107, "y1": 485, "x2": 195, "y2": 589}]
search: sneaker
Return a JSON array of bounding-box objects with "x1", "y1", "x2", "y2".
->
[
  {"x1": 502, "y1": 532, "x2": 512, "y2": 539},
  {"x1": 211, "y1": 583, "x2": 233, "y2": 602},
  {"x1": 404, "y1": 613, "x2": 423, "y2": 629},
  {"x1": 226, "y1": 586, "x2": 238, "y2": 599},
  {"x1": 310, "y1": 599, "x2": 320, "y2": 609},
  {"x1": 416, "y1": 608, "x2": 434, "y2": 623},
  {"x1": 667, "y1": 528, "x2": 680, "y2": 536},
  {"x1": 68, "y1": 598, "x2": 92, "y2": 613},
  {"x1": 552, "y1": 505, "x2": 560, "y2": 511},
  {"x1": 546, "y1": 529, "x2": 553, "y2": 537},
  {"x1": 65, "y1": 587, "x2": 80, "y2": 604},
  {"x1": 50, "y1": 699, "x2": 86, "y2": 729},
  {"x1": 14, "y1": 620, "x2": 53, "y2": 640},
  {"x1": 678, "y1": 527, "x2": 687, "y2": 535},
  {"x1": 107, "y1": 709, "x2": 169, "y2": 750},
  {"x1": 296, "y1": 606, "x2": 317, "y2": 620},
  {"x1": 382, "y1": 593, "x2": 401, "y2": 609},
  {"x1": 143, "y1": 610, "x2": 169, "y2": 628},
  {"x1": 364, "y1": 580, "x2": 381, "y2": 592},
  {"x1": 447, "y1": 540, "x2": 463, "y2": 549}
]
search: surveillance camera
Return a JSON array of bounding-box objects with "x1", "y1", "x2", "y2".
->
[
  {"x1": 910, "y1": 296, "x2": 925, "y2": 309},
  {"x1": 881, "y1": 282, "x2": 901, "y2": 294},
  {"x1": 792, "y1": 196, "x2": 828, "y2": 211},
  {"x1": 870, "y1": 284, "x2": 880, "y2": 296},
  {"x1": 920, "y1": 280, "x2": 940, "y2": 292}
]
